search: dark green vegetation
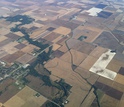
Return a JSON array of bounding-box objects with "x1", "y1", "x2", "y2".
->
[
  {"x1": 78, "y1": 35, "x2": 87, "y2": 41},
  {"x1": 37, "y1": 46, "x2": 53, "y2": 64},
  {"x1": 5, "y1": 15, "x2": 34, "y2": 25}
]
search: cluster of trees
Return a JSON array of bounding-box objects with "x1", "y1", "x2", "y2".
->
[{"x1": 5, "y1": 15, "x2": 34, "y2": 24}]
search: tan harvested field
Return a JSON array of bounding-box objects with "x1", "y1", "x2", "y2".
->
[
  {"x1": 57, "y1": 36, "x2": 68, "y2": 45},
  {"x1": 60, "y1": 49, "x2": 87, "y2": 66},
  {"x1": 72, "y1": 41, "x2": 96, "y2": 55},
  {"x1": 43, "y1": 32, "x2": 60, "y2": 41},
  {"x1": 109, "y1": 59, "x2": 124, "y2": 67},
  {"x1": 100, "y1": 94, "x2": 119, "y2": 107},
  {"x1": 33, "y1": 22, "x2": 44, "y2": 28},
  {"x1": 0, "y1": 36, "x2": 8, "y2": 42},
  {"x1": 3, "y1": 42, "x2": 19, "y2": 54},
  {"x1": 21, "y1": 44, "x2": 37, "y2": 53},
  {"x1": 97, "y1": 76, "x2": 113, "y2": 86},
  {"x1": 49, "y1": 75, "x2": 60, "y2": 82},
  {"x1": 75, "y1": 67, "x2": 99, "y2": 84},
  {"x1": 53, "y1": 26, "x2": 71, "y2": 35},
  {"x1": 5, "y1": 33, "x2": 20, "y2": 40},
  {"x1": 65, "y1": 71, "x2": 90, "y2": 88},
  {"x1": 89, "y1": 46, "x2": 107, "y2": 58},
  {"x1": 4, "y1": 86, "x2": 47, "y2": 107},
  {"x1": 14, "y1": 31, "x2": 24, "y2": 37},
  {"x1": 80, "y1": 89, "x2": 95, "y2": 107},
  {"x1": 79, "y1": 55, "x2": 98, "y2": 70},
  {"x1": 65, "y1": 38, "x2": 81, "y2": 49},
  {"x1": 46, "y1": 58, "x2": 91, "y2": 87},
  {"x1": 52, "y1": 43, "x2": 61, "y2": 51},
  {"x1": 15, "y1": 43, "x2": 27, "y2": 49},
  {"x1": 45, "y1": 58, "x2": 73, "y2": 79},
  {"x1": 64, "y1": 71, "x2": 92, "y2": 107},
  {"x1": 45, "y1": 57, "x2": 96, "y2": 107},
  {"x1": 16, "y1": 53, "x2": 34, "y2": 64},
  {"x1": 77, "y1": 25, "x2": 102, "y2": 33},
  {"x1": 65, "y1": 90, "x2": 89, "y2": 107},
  {"x1": 106, "y1": 62, "x2": 121, "y2": 73},
  {"x1": 3, "y1": 42, "x2": 19, "y2": 49},
  {"x1": 52, "y1": 35, "x2": 62, "y2": 43},
  {"x1": 30, "y1": 28, "x2": 45, "y2": 39},
  {"x1": 112, "y1": 82, "x2": 124, "y2": 93},
  {"x1": 1, "y1": 51, "x2": 25, "y2": 63},
  {"x1": 26, "y1": 75, "x2": 59, "y2": 99},
  {"x1": 75, "y1": 28, "x2": 101, "y2": 43},
  {"x1": 0, "y1": 0, "x2": 124, "y2": 107},
  {"x1": 58, "y1": 44, "x2": 68, "y2": 53},
  {"x1": 0, "y1": 49, "x2": 8, "y2": 59},
  {"x1": 4, "y1": 47, "x2": 18, "y2": 54},
  {"x1": 115, "y1": 74, "x2": 124, "y2": 85}
]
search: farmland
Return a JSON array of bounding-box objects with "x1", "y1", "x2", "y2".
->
[{"x1": 0, "y1": 0, "x2": 124, "y2": 107}]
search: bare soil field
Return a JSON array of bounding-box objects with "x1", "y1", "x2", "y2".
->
[
  {"x1": 97, "y1": 76, "x2": 113, "y2": 86},
  {"x1": 1, "y1": 51, "x2": 25, "y2": 63},
  {"x1": 58, "y1": 43, "x2": 68, "y2": 53},
  {"x1": 52, "y1": 44, "x2": 61, "y2": 51},
  {"x1": 3, "y1": 42, "x2": 19, "y2": 54},
  {"x1": 57, "y1": 36, "x2": 68, "y2": 45},
  {"x1": 30, "y1": 28, "x2": 45, "y2": 39},
  {"x1": 15, "y1": 43, "x2": 27, "y2": 50},
  {"x1": 16, "y1": 53, "x2": 34, "y2": 64},
  {"x1": 0, "y1": 84, "x2": 19, "y2": 103},
  {"x1": 52, "y1": 50, "x2": 64, "y2": 58},
  {"x1": 45, "y1": 58, "x2": 73, "y2": 79},
  {"x1": 4, "y1": 86, "x2": 47, "y2": 107},
  {"x1": 100, "y1": 95, "x2": 119, "y2": 107},
  {"x1": 63, "y1": 21, "x2": 79, "y2": 30},
  {"x1": 109, "y1": 59, "x2": 124, "y2": 67},
  {"x1": 5, "y1": 33, "x2": 20, "y2": 40},
  {"x1": 53, "y1": 26, "x2": 71, "y2": 35},
  {"x1": 75, "y1": 67, "x2": 99, "y2": 84},
  {"x1": 21, "y1": 45, "x2": 35, "y2": 54},
  {"x1": 0, "y1": 50, "x2": 8, "y2": 59},
  {"x1": 14, "y1": 31, "x2": 24, "y2": 37},
  {"x1": 0, "y1": 38, "x2": 12, "y2": 47},
  {"x1": 112, "y1": 82, "x2": 124, "y2": 93},
  {"x1": 26, "y1": 75, "x2": 59, "y2": 99},
  {"x1": 115, "y1": 74, "x2": 124, "y2": 85},
  {"x1": 65, "y1": 38, "x2": 81, "y2": 49},
  {"x1": 4, "y1": 47, "x2": 18, "y2": 54},
  {"x1": 118, "y1": 67, "x2": 124, "y2": 76},
  {"x1": 65, "y1": 90, "x2": 89, "y2": 107},
  {"x1": 118, "y1": 94, "x2": 124, "y2": 107},
  {"x1": 72, "y1": 41, "x2": 96, "y2": 54},
  {"x1": 79, "y1": 55, "x2": 98, "y2": 70},
  {"x1": 76, "y1": 28, "x2": 101, "y2": 43},
  {"x1": 95, "y1": 81, "x2": 123, "y2": 100},
  {"x1": 93, "y1": 31, "x2": 124, "y2": 53},
  {"x1": 80, "y1": 89, "x2": 95, "y2": 107},
  {"x1": 60, "y1": 49, "x2": 87, "y2": 66},
  {"x1": 89, "y1": 46, "x2": 107, "y2": 58},
  {"x1": 106, "y1": 61, "x2": 121, "y2": 73},
  {"x1": 43, "y1": 32, "x2": 60, "y2": 41},
  {"x1": 0, "y1": 36, "x2": 7, "y2": 42}
]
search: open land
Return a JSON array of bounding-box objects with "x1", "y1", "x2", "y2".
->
[{"x1": 0, "y1": 0, "x2": 124, "y2": 107}]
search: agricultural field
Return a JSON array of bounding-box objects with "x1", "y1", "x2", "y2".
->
[{"x1": 0, "y1": 0, "x2": 124, "y2": 107}]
